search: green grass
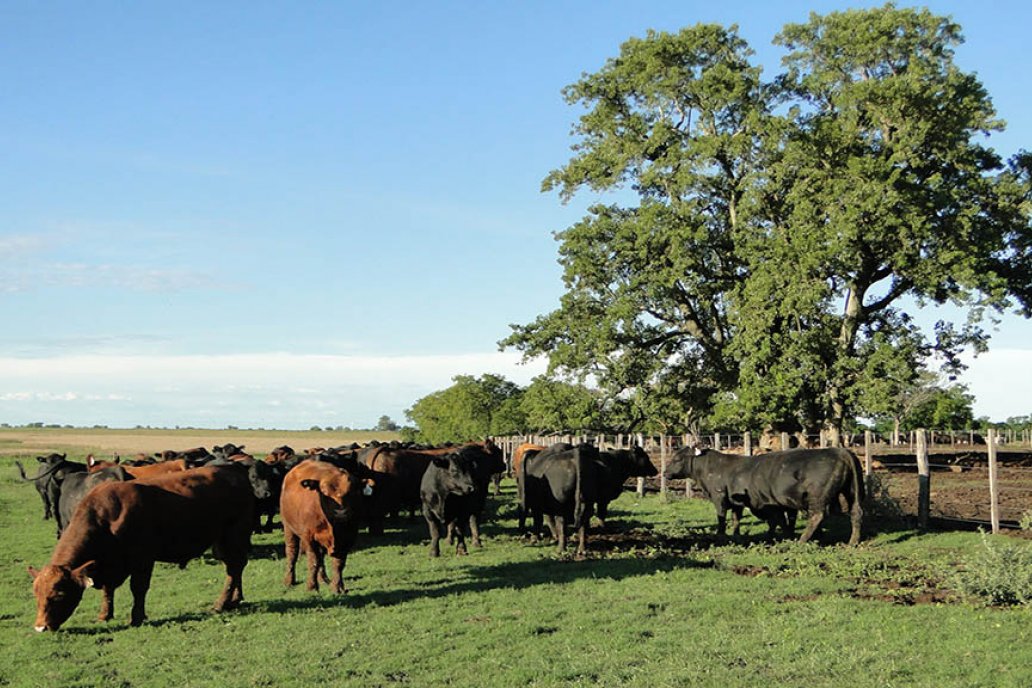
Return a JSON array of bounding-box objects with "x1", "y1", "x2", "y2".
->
[{"x1": 3, "y1": 451, "x2": 1031, "y2": 688}]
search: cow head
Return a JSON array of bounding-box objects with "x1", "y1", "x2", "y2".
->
[
  {"x1": 299, "y1": 471, "x2": 366, "y2": 518},
  {"x1": 432, "y1": 454, "x2": 478, "y2": 497},
  {"x1": 663, "y1": 446, "x2": 697, "y2": 480},
  {"x1": 624, "y1": 445, "x2": 658, "y2": 477},
  {"x1": 36, "y1": 453, "x2": 66, "y2": 466},
  {"x1": 28, "y1": 561, "x2": 95, "y2": 632}
]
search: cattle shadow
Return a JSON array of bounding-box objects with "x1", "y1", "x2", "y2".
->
[{"x1": 220, "y1": 554, "x2": 713, "y2": 620}]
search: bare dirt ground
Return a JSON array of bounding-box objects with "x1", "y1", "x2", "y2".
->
[{"x1": 0, "y1": 427, "x2": 398, "y2": 458}]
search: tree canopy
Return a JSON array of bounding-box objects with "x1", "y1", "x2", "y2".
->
[{"x1": 501, "y1": 5, "x2": 1032, "y2": 440}]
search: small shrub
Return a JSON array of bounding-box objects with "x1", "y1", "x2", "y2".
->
[
  {"x1": 1018, "y1": 509, "x2": 1032, "y2": 532},
  {"x1": 954, "y1": 532, "x2": 1032, "y2": 606}
]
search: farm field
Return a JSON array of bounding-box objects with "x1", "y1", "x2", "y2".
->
[{"x1": 3, "y1": 432, "x2": 1031, "y2": 688}]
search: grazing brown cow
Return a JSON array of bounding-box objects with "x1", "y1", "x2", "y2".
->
[
  {"x1": 280, "y1": 460, "x2": 367, "y2": 594},
  {"x1": 29, "y1": 466, "x2": 255, "y2": 631}
]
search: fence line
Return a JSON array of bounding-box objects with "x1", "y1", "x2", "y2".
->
[{"x1": 490, "y1": 427, "x2": 1032, "y2": 534}]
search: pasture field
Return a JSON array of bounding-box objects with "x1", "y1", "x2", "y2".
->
[{"x1": 2, "y1": 434, "x2": 1031, "y2": 687}]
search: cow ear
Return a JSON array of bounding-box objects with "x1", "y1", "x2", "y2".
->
[
  {"x1": 694, "y1": 447, "x2": 702, "y2": 456},
  {"x1": 28, "y1": 566, "x2": 39, "y2": 580},
  {"x1": 72, "y1": 561, "x2": 96, "y2": 588},
  {"x1": 432, "y1": 457, "x2": 450, "y2": 468},
  {"x1": 86, "y1": 454, "x2": 96, "y2": 467},
  {"x1": 299, "y1": 479, "x2": 321, "y2": 491}
]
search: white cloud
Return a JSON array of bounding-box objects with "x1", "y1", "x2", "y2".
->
[
  {"x1": 0, "y1": 351, "x2": 549, "y2": 429},
  {"x1": 958, "y1": 348, "x2": 1032, "y2": 420}
]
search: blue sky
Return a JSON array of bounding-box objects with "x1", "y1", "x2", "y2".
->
[{"x1": 1, "y1": 1, "x2": 1030, "y2": 429}]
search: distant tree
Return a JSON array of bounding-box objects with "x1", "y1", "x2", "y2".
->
[
  {"x1": 375, "y1": 415, "x2": 400, "y2": 432},
  {"x1": 309, "y1": 425, "x2": 323, "y2": 432},
  {"x1": 406, "y1": 374, "x2": 525, "y2": 444}
]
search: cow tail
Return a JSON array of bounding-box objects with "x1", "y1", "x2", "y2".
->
[
  {"x1": 15, "y1": 460, "x2": 29, "y2": 481},
  {"x1": 573, "y1": 447, "x2": 586, "y2": 530},
  {"x1": 851, "y1": 450, "x2": 865, "y2": 504}
]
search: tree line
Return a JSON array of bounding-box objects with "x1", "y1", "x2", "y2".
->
[{"x1": 401, "y1": 372, "x2": 1027, "y2": 446}]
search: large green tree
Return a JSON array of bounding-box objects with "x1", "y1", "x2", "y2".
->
[{"x1": 502, "y1": 5, "x2": 1031, "y2": 441}]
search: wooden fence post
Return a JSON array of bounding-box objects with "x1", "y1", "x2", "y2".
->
[
  {"x1": 988, "y1": 428, "x2": 1000, "y2": 535},
  {"x1": 743, "y1": 431, "x2": 752, "y2": 457},
  {"x1": 780, "y1": 432, "x2": 789, "y2": 452},
  {"x1": 864, "y1": 430, "x2": 873, "y2": 477},
  {"x1": 659, "y1": 435, "x2": 668, "y2": 497},
  {"x1": 916, "y1": 429, "x2": 929, "y2": 529},
  {"x1": 636, "y1": 432, "x2": 645, "y2": 497}
]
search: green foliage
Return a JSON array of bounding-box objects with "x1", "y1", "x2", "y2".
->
[
  {"x1": 954, "y1": 532, "x2": 1032, "y2": 606},
  {"x1": 519, "y1": 376, "x2": 603, "y2": 432},
  {"x1": 405, "y1": 374, "x2": 525, "y2": 444},
  {"x1": 503, "y1": 6, "x2": 1032, "y2": 437}
]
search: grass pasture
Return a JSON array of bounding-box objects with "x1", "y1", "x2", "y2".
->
[{"x1": 2, "y1": 432, "x2": 1031, "y2": 687}]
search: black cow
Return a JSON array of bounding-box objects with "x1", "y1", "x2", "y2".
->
[
  {"x1": 420, "y1": 453, "x2": 479, "y2": 557},
  {"x1": 515, "y1": 443, "x2": 572, "y2": 536},
  {"x1": 445, "y1": 444, "x2": 506, "y2": 549},
  {"x1": 205, "y1": 457, "x2": 274, "y2": 530},
  {"x1": 724, "y1": 447, "x2": 864, "y2": 545},
  {"x1": 664, "y1": 447, "x2": 796, "y2": 541},
  {"x1": 15, "y1": 454, "x2": 86, "y2": 522},
  {"x1": 518, "y1": 444, "x2": 597, "y2": 557},
  {"x1": 56, "y1": 466, "x2": 133, "y2": 538},
  {"x1": 592, "y1": 445, "x2": 658, "y2": 529}
]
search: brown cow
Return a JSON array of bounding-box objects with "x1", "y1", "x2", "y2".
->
[
  {"x1": 29, "y1": 466, "x2": 255, "y2": 631},
  {"x1": 87, "y1": 455, "x2": 188, "y2": 479},
  {"x1": 280, "y1": 460, "x2": 367, "y2": 594}
]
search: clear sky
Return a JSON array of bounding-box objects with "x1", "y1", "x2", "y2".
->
[{"x1": 2, "y1": 1, "x2": 1030, "y2": 429}]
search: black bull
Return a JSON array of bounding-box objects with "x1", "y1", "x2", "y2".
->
[{"x1": 664, "y1": 447, "x2": 864, "y2": 545}]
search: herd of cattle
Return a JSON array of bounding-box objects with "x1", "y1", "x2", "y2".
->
[{"x1": 15, "y1": 440, "x2": 865, "y2": 632}]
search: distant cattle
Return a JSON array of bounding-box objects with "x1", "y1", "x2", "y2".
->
[
  {"x1": 420, "y1": 452, "x2": 481, "y2": 557},
  {"x1": 664, "y1": 447, "x2": 794, "y2": 540},
  {"x1": 15, "y1": 454, "x2": 86, "y2": 522},
  {"x1": 518, "y1": 444, "x2": 597, "y2": 557},
  {"x1": 361, "y1": 447, "x2": 434, "y2": 534},
  {"x1": 29, "y1": 465, "x2": 256, "y2": 631},
  {"x1": 280, "y1": 460, "x2": 367, "y2": 593}
]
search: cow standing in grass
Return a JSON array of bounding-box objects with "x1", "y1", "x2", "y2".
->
[
  {"x1": 420, "y1": 452, "x2": 480, "y2": 557},
  {"x1": 280, "y1": 460, "x2": 367, "y2": 593},
  {"x1": 29, "y1": 466, "x2": 256, "y2": 631}
]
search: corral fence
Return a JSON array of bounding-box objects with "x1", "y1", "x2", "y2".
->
[{"x1": 490, "y1": 428, "x2": 1032, "y2": 536}]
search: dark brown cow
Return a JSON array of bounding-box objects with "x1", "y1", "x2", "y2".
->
[
  {"x1": 280, "y1": 460, "x2": 366, "y2": 593},
  {"x1": 29, "y1": 466, "x2": 255, "y2": 631}
]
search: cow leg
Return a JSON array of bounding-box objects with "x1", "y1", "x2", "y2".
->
[
  {"x1": 97, "y1": 585, "x2": 115, "y2": 622},
  {"x1": 426, "y1": 515, "x2": 443, "y2": 558},
  {"x1": 329, "y1": 554, "x2": 347, "y2": 594},
  {"x1": 544, "y1": 514, "x2": 558, "y2": 542},
  {"x1": 554, "y1": 515, "x2": 567, "y2": 553},
  {"x1": 216, "y1": 558, "x2": 246, "y2": 611},
  {"x1": 446, "y1": 522, "x2": 456, "y2": 545},
  {"x1": 469, "y1": 513, "x2": 482, "y2": 548},
  {"x1": 305, "y1": 547, "x2": 322, "y2": 590},
  {"x1": 798, "y1": 510, "x2": 825, "y2": 544},
  {"x1": 316, "y1": 554, "x2": 330, "y2": 584},
  {"x1": 848, "y1": 500, "x2": 863, "y2": 546},
  {"x1": 453, "y1": 521, "x2": 468, "y2": 556},
  {"x1": 575, "y1": 523, "x2": 587, "y2": 559},
  {"x1": 783, "y1": 510, "x2": 798, "y2": 538},
  {"x1": 283, "y1": 526, "x2": 300, "y2": 587},
  {"x1": 491, "y1": 473, "x2": 501, "y2": 497},
  {"x1": 730, "y1": 507, "x2": 742, "y2": 538},
  {"x1": 129, "y1": 563, "x2": 153, "y2": 627}
]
